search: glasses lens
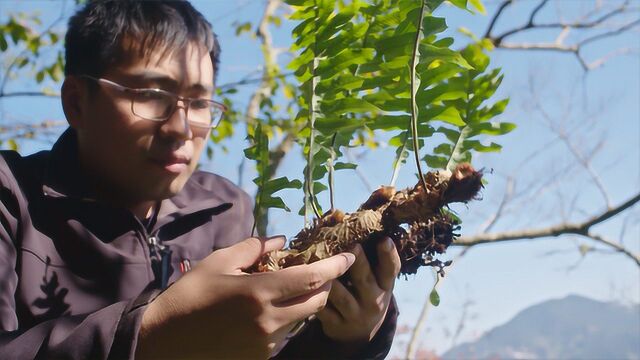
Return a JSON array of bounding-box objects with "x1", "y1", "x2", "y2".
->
[
  {"x1": 209, "y1": 104, "x2": 225, "y2": 128},
  {"x1": 188, "y1": 99, "x2": 214, "y2": 128},
  {"x1": 133, "y1": 90, "x2": 173, "y2": 121}
]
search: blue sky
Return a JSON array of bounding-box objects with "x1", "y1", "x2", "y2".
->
[{"x1": 1, "y1": 0, "x2": 638, "y2": 356}]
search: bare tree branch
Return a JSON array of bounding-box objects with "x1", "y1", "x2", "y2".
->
[
  {"x1": 488, "y1": 0, "x2": 634, "y2": 45},
  {"x1": 455, "y1": 193, "x2": 640, "y2": 266},
  {"x1": 245, "y1": 0, "x2": 280, "y2": 125},
  {"x1": 0, "y1": 91, "x2": 59, "y2": 98},
  {"x1": 485, "y1": 0, "x2": 640, "y2": 71},
  {"x1": 587, "y1": 47, "x2": 636, "y2": 70},
  {"x1": 218, "y1": 72, "x2": 295, "y2": 91}
]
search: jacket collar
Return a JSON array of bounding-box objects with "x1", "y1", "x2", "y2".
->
[
  {"x1": 42, "y1": 128, "x2": 231, "y2": 220},
  {"x1": 42, "y1": 127, "x2": 95, "y2": 200}
]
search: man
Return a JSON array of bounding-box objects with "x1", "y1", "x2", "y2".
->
[{"x1": 0, "y1": 1, "x2": 400, "y2": 359}]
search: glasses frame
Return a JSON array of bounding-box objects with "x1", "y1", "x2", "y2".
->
[{"x1": 80, "y1": 75, "x2": 227, "y2": 129}]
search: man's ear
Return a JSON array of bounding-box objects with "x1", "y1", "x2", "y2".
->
[{"x1": 61, "y1": 76, "x2": 88, "y2": 129}]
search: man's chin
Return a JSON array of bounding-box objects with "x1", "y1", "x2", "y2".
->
[
  {"x1": 138, "y1": 176, "x2": 189, "y2": 202},
  {"x1": 164, "y1": 175, "x2": 191, "y2": 197}
]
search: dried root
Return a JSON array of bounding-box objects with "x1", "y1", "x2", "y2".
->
[{"x1": 249, "y1": 163, "x2": 483, "y2": 276}]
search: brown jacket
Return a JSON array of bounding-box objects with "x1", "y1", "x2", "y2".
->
[{"x1": 0, "y1": 128, "x2": 396, "y2": 359}]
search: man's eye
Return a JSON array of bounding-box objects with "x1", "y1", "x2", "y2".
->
[
  {"x1": 138, "y1": 91, "x2": 165, "y2": 102},
  {"x1": 191, "y1": 99, "x2": 210, "y2": 110}
]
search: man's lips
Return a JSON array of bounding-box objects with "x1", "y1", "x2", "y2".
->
[{"x1": 149, "y1": 154, "x2": 191, "y2": 174}]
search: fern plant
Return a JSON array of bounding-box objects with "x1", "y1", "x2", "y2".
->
[{"x1": 247, "y1": 0, "x2": 514, "y2": 273}]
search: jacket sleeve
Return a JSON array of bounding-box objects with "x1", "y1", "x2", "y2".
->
[
  {"x1": 274, "y1": 296, "x2": 399, "y2": 360},
  {"x1": 0, "y1": 287, "x2": 161, "y2": 360},
  {"x1": 0, "y1": 166, "x2": 162, "y2": 360}
]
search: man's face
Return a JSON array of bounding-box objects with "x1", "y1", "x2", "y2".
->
[{"x1": 74, "y1": 42, "x2": 214, "y2": 203}]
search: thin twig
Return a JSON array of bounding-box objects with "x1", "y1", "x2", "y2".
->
[
  {"x1": 529, "y1": 0, "x2": 550, "y2": 26},
  {"x1": 483, "y1": 0, "x2": 513, "y2": 39},
  {"x1": 406, "y1": 272, "x2": 441, "y2": 360},
  {"x1": 579, "y1": 18, "x2": 640, "y2": 47},
  {"x1": 477, "y1": 176, "x2": 514, "y2": 233},
  {"x1": 532, "y1": 96, "x2": 612, "y2": 208},
  {"x1": 405, "y1": 250, "x2": 470, "y2": 359},
  {"x1": 218, "y1": 72, "x2": 295, "y2": 91},
  {"x1": 0, "y1": 91, "x2": 60, "y2": 98},
  {"x1": 345, "y1": 148, "x2": 373, "y2": 193}
]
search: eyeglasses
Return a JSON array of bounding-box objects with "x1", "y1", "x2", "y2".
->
[{"x1": 80, "y1": 75, "x2": 227, "y2": 129}]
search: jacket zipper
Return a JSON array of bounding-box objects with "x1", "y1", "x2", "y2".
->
[{"x1": 147, "y1": 233, "x2": 172, "y2": 289}]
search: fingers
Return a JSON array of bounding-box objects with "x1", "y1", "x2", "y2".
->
[
  {"x1": 263, "y1": 253, "x2": 355, "y2": 302},
  {"x1": 267, "y1": 322, "x2": 298, "y2": 357},
  {"x1": 375, "y1": 237, "x2": 401, "y2": 292},
  {"x1": 316, "y1": 303, "x2": 343, "y2": 326},
  {"x1": 212, "y1": 235, "x2": 286, "y2": 271},
  {"x1": 272, "y1": 281, "x2": 332, "y2": 322},
  {"x1": 326, "y1": 279, "x2": 358, "y2": 319},
  {"x1": 348, "y1": 244, "x2": 379, "y2": 299}
]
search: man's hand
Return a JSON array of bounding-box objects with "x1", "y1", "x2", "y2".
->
[
  {"x1": 316, "y1": 237, "x2": 401, "y2": 344},
  {"x1": 135, "y1": 236, "x2": 355, "y2": 359}
]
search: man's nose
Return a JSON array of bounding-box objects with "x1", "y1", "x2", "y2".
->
[{"x1": 160, "y1": 100, "x2": 192, "y2": 140}]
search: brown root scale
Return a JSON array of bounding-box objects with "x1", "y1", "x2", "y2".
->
[{"x1": 249, "y1": 163, "x2": 483, "y2": 275}]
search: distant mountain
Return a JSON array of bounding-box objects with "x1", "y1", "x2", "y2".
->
[{"x1": 441, "y1": 295, "x2": 640, "y2": 360}]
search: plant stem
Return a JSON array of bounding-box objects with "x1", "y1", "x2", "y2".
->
[
  {"x1": 445, "y1": 74, "x2": 473, "y2": 171},
  {"x1": 328, "y1": 132, "x2": 337, "y2": 211},
  {"x1": 410, "y1": 0, "x2": 429, "y2": 191},
  {"x1": 390, "y1": 132, "x2": 409, "y2": 187},
  {"x1": 251, "y1": 125, "x2": 267, "y2": 237},
  {"x1": 305, "y1": 2, "x2": 322, "y2": 221}
]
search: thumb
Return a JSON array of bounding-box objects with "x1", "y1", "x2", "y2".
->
[
  {"x1": 375, "y1": 237, "x2": 401, "y2": 291},
  {"x1": 211, "y1": 235, "x2": 286, "y2": 271}
]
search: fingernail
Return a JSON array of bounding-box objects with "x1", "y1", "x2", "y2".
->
[
  {"x1": 266, "y1": 235, "x2": 286, "y2": 241},
  {"x1": 343, "y1": 253, "x2": 356, "y2": 266}
]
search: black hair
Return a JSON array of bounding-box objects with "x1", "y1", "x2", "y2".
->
[{"x1": 65, "y1": 0, "x2": 220, "y2": 82}]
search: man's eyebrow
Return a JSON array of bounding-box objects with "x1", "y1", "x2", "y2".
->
[{"x1": 127, "y1": 71, "x2": 214, "y2": 93}]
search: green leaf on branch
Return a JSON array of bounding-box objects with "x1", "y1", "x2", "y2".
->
[
  {"x1": 261, "y1": 177, "x2": 303, "y2": 193},
  {"x1": 429, "y1": 288, "x2": 440, "y2": 306},
  {"x1": 315, "y1": 48, "x2": 375, "y2": 79},
  {"x1": 469, "y1": 0, "x2": 487, "y2": 15},
  {"x1": 313, "y1": 181, "x2": 328, "y2": 194},
  {"x1": 369, "y1": 115, "x2": 411, "y2": 131},
  {"x1": 321, "y1": 98, "x2": 380, "y2": 115},
  {"x1": 424, "y1": 154, "x2": 448, "y2": 169},
  {"x1": 315, "y1": 117, "x2": 364, "y2": 135},
  {"x1": 469, "y1": 121, "x2": 516, "y2": 136},
  {"x1": 234, "y1": 22, "x2": 252, "y2": 36},
  {"x1": 334, "y1": 162, "x2": 357, "y2": 170},
  {"x1": 0, "y1": 35, "x2": 7, "y2": 51},
  {"x1": 247, "y1": 124, "x2": 299, "y2": 234}
]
